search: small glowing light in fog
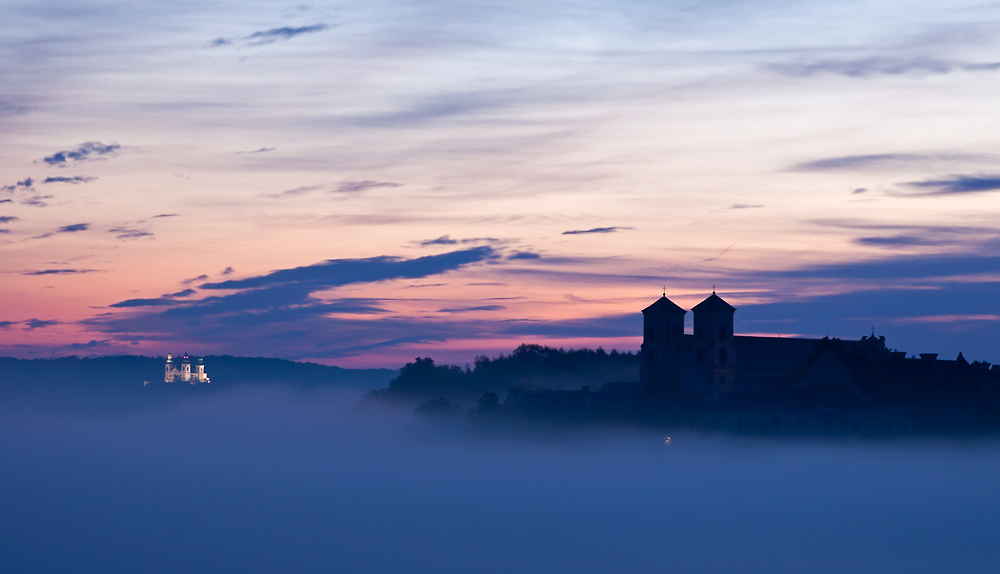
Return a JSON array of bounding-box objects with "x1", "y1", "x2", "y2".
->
[{"x1": 663, "y1": 436, "x2": 671, "y2": 445}]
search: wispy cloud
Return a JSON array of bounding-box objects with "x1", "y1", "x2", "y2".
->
[
  {"x1": 508, "y1": 251, "x2": 541, "y2": 260},
  {"x1": 0, "y1": 216, "x2": 18, "y2": 224},
  {"x1": 23, "y1": 269, "x2": 97, "y2": 276},
  {"x1": 110, "y1": 288, "x2": 197, "y2": 308},
  {"x1": 437, "y1": 305, "x2": 506, "y2": 313},
  {"x1": 221, "y1": 266, "x2": 234, "y2": 275},
  {"x1": 562, "y1": 227, "x2": 633, "y2": 235},
  {"x1": 181, "y1": 274, "x2": 209, "y2": 285},
  {"x1": 1, "y1": 177, "x2": 34, "y2": 193},
  {"x1": 210, "y1": 23, "x2": 330, "y2": 48},
  {"x1": 272, "y1": 181, "x2": 401, "y2": 198},
  {"x1": 109, "y1": 226, "x2": 153, "y2": 240},
  {"x1": 901, "y1": 175, "x2": 1000, "y2": 196},
  {"x1": 726, "y1": 204, "x2": 763, "y2": 210},
  {"x1": 42, "y1": 176, "x2": 97, "y2": 184},
  {"x1": 151, "y1": 213, "x2": 179, "y2": 218},
  {"x1": 24, "y1": 318, "x2": 59, "y2": 330},
  {"x1": 234, "y1": 147, "x2": 276, "y2": 155},
  {"x1": 855, "y1": 235, "x2": 955, "y2": 247},
  {"x1": 792, "y1": 153, "x2": 988, "y2": 171},
  {"x1": 770, "y1": 57, "x2": 1000, "y2": 78},
  {"x1": 21, "y1": 195, "x2": 52, "y2": 207},
  {"x1": 336, "y1": 181, "x2": 401, "y2": 193},
  {"x1": 41, "y1": 142, "x2": 120, "y2": 166},
  {"x1": 31, "y1": 223, "x2": 90, "y2": 240}
]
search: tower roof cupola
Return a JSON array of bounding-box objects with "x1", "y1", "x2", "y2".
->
[
  {"x1": 642, "y1": 295, "x2": 686, "y2": 314},
  {"x1": 693, "y1": 292, "x2": 736, "y2": 312}
]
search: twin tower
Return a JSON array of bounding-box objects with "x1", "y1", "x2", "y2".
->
[{"x1": 640, "y1": 292, "x2": 737, "y2": 400}]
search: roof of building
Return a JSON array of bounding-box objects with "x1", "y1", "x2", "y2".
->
[
  {"x1": 692, "y1": 292, "x2": 736, "y2": 312},
  {"x1": 642, "y1": 295, "x2": 686, "y2": 314}
]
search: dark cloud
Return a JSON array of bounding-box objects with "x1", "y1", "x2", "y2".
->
[
  {"x1": 23, "y1": 269, "x2": 97, "y2": 276},
  {"x1": 151, "y1": 213, "x2": 179, "y2": 218},
  {"x1": 726, "y1": 204, "x2": 763, "y2": 210},
  {"x1": 508, "y1": 251, "x2": 541, "y2": 260},
  {"x1": 0, "y1": 199, "x2": 11, "y2": 204},
  {"x1": 87, "y1": 248, "x2": 499, "y2": 358},
  {"x1": 562, "y1": 227, "x2": 633, "y2": 235},
  {"x1": 60, "y1": 339, "x2": 112, "y2": 350},
  {"x1": 41, "y1": 142, "x2": 120, "y2": 166},
  {"x1": 208, "y1": 37, "x2": 232, "y2": 47},
  {"x1": 792, "y1": 153, "x2": 985, "y2": 171},
  {"x1": 336, "y1": 181, "x2": 401, "y2": 193},
  {"x1": 234, "y1": 147, "x2": 275, "y2": 155},
  {"x1": 24, "y1": 318, "x2": 59, "y2": 330},
  {"x1": 437, "y1": 305, "x2": 506, "y2": 313},
  {"x1": 769, "y1": 57, "x2": 1000, "y2": 78},
  {"x1": 221, "y1": 267, "x2": 234, "y2": 275},
  {"x1": 0, "y1": 229, "x2": 9, "y2": 234},
  {"x1": 109, "y1": 226, "x2": 153, "y2": 240},
  {"x1": 902, "y1": 175, "x2": 1000, "y2": 196},
  {"x1": 853, "y1": 188, "x2": 868, "y2": 195},
  {"x1": 201, "y1": 247, "x2": 496, "y2": 291},
  {"x1": 245, "y1": 24, "x2": 329, "y2": 45},
  {"x1": 42, "y1": 176, "x2": 97, "y2": 184},
  {"x1": 111, "y1": 288, "x2": 197, "y2": 308},
  {"x1": 0, "y1": 320, "x2": 15, "y2": 328},
  {"x1": 0, "y1": 216, "x2": 18, "y2": 223}
]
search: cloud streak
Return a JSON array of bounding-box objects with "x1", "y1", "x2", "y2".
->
[
  {"x1": 902, "y1": 175, "x2": 1000, "y2": 196},
  {"x1": 41, "y1": 142, "x2": 120, "y2": 166},
  {"x1": 770, "y1": 57, "x2": 1000, "y2": 78},
  {"x1": 562, "y1": 227, "x2": 633, "y2": 235}
]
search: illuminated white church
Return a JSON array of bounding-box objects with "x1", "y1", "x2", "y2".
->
[{"x1": 164, "y1": 353, "x2": 211, "y2": 384}]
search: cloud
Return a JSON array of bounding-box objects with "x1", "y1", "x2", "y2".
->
[
  {"x1": 437, "y1": 305, "x2": 506, "y2": 313},
  {"x1": 151, "y1": 213, "x2": 179, "y2": 218},
  {"x1": 109, "y1": 226, "x2": 153, "y2": 240},
  {"x1": 852, "y1": 188, "x2": 868, "y2": 195},
  {"x1": 234, "y1": 147, "x2": 276, "y2": 154},
  {"x1": 21, "y1": 195, "x2": 52, "y2": 207},
  {"x1": 336, "y1": 181, "x2": 401, "y2": 193},
  {"x1": 60, "y1": 339, "x2": 112, "y2": 350},
  {"x1": 792, "y1": 153, "x2": 987, "y2": 171},
  {"x1": 0, "y1": 199, "x2": 11, "y2": 204},
  {"x1": 855, "y1": 235, "x2": 955, "y2": 247},
  {"x1": 419, "y1": 235, "x2": 458, "y2": 246},
  {"x1": 181, "y1": 274, "x2": 210, "y2": 285},
  {"x1": 23, "y1": 269, "x2": 97, "y2": 276},
  {"x1": 0, "y1": 229, "x2": 9, "y2": 234},
  {"x1": 42, "y1": 176, "x2": 97, "y2": 184},
  {"x1": 562, "y1": 227, "x2": 633, "y2": 235},
  {"x1": 726, "y1": 204, "x2": 763, "y2": 210},
  {"x1": 41, "y1": 142, "x2": 120, "y2": 166},
  {"x1": 212, "y1": 24, "x2": 330, "y2": 49},
  {"x1": 221, "y1": 267, "x2": 234, "y2": 275},
  {"x1": 86, "y1": 248, "x2": 499, "y2": 358},
  {"x1": 0, "y1": 320, "x2": 15, "y2": 328},
  {"x1": 0, "y1": 101, "x2": 28, "y2": 118},
  {"x1": 769, "y1": 57, "x2": 1000, "y2": 78},
  {"x1": 508, "y1": 251, "x2": 541, "y2": 260},
  {"x1": 2, "y1": 177, "x2": 34, "y2": 193},
  {"x1": 31, "y1": 223, "x2": 90, "y2": 240},
  {"x1": 24, "y1": 318, "x2": 59, "y2": 330},
  {"x1": 902, "y1": 175, "x2": 1000, "y2": 196},
  {"x1": 0, "y1": 216, "x2": 18, "y2": 224},
  {"x1": 110, "y1": 288, "x2": 197, "y2": 308},
  {"x1": 245, "y1": 24, "x2": 329, "y2": 45}
]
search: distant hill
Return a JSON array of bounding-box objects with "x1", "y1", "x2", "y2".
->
[{"x1": 0, "y1": 355, "x2": 395, "y2": 414}]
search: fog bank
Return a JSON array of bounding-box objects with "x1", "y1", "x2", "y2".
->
[{"x1": 2, "y1": 385, "x2": 999, "y2": 573}]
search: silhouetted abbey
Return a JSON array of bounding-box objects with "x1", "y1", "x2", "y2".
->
[{"x1": 505, "y1": 291, "x2": 1000, "y2": 437}]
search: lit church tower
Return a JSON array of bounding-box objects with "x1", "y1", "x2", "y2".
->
[
  {"x1": 640, "y1": 292, "x2": 687, "y2": 384},
  {"x1": 181, "y1": 354, "x2": 192, "y2": 382},
  {"x1": 165, "y1": 353, "x2": 175, "y2": 382},
  {"x1": 692, "y1": 290, "x2": 736, "y2": 400}
]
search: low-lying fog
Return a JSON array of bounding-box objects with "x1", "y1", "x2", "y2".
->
[{"x1": 2, "y1": 386, "x2": 999, "y2": 574}]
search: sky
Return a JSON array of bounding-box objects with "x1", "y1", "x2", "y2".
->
[{"x1": 2, "y1": 0, "x2": 1000, "y2": 366}]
